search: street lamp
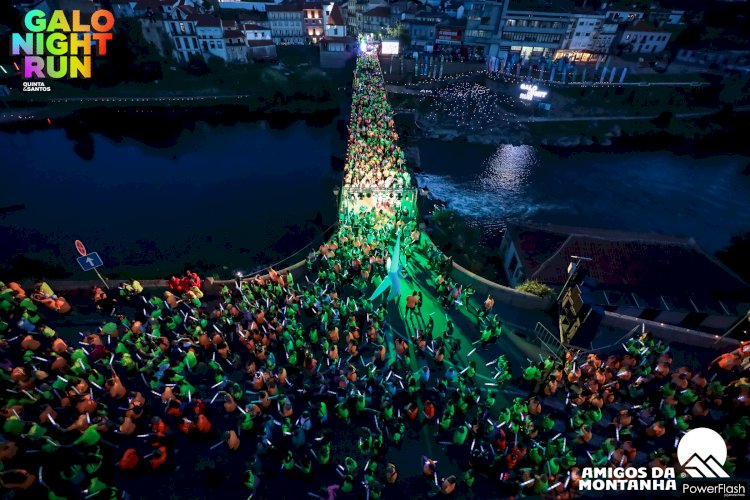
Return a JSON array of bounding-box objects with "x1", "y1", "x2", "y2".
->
[{"x1": 556, "y1": 255, "x2": 592, "y2": 302}]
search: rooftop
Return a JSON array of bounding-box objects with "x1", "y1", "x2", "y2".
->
[
  {"x1": 327, "y1": 3, "x2": 345, "y2": 25},
  {"x1": 507, "y1": 0, "x2": 578, "y2": 14},
  {"x1": 223, "y1": 28, "x2": 245, "y2": 38},
  {"x1": 364, "y1": 6, "x2": 390, "y2": 17},
  {"x1": 132, "y1": 0, "x2": 166, "y2": 11},
  {"x1": 194, "y1": 13, "x2": 222, "y2": 27},
  {"x1": 242, "y1": 23, "x2": 269, "y2": 31},
  {"x1": 507, "y1": 222, "x2": 750, "y2": 303},
  {"x1": 267, "y1": 2, "x2": 302, "y2": 12},
  {"x1": 321, "y1": 35, "x2": 356, "y2": 43},
  {"x1": 604, "y1": 0, "x2": 649, "y2": 11},
  {"x1": 625, "y1": 20, "x2": 669, "y2": 33},
  {"x1": 217, "y1": 8, "x2": 268, "y2": 22},
  {"x1": 404, "y1": 18, "x2": 440, "y2": 26}
]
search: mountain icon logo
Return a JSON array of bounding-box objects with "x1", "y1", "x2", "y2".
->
[{"x1": 677, "y1": 427, "x2": 730, "y2": 478}]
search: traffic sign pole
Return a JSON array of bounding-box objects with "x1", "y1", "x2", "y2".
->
[
  {"x1": 93, "y1": 268, "x2": 109, "y2": 289},
  {"x1": 75, "y1": 252, "x2": 108, "y2": 288}
]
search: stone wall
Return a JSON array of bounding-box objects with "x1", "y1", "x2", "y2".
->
[
  {"x1": 602, "y1": 311, "x2": 739, "y2": 350},
  {"x1": 449, "y1": 260, "x2": 554, "y2": 310}
]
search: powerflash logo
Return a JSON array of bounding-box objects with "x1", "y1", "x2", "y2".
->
[
  {"x1": 677, "y1": 427, "x2": 728, "y2": 478},
  {"x1": 579, "y1": 467, "x2": 677, "y2": 491},
  {"x1": 678, "y1": 427, "x2": 746, "y2": 498}
]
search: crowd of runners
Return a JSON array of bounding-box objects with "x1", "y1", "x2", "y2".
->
[
  {"x1": 1, "y1": 47, "x2": 749, "y2": 500},
  {"x1": 344, "y1": 52, "x2": 410, "y2": 191}
]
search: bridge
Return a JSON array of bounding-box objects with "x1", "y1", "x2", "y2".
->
[{"x1": 3, "y1": 40, "x2": 738, "y2": 500}]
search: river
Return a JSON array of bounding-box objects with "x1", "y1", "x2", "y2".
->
[
  {"x1": 1, "y1": 117, "x2": 342, "y2": 280},
  {"x1": 2, "y1": 120, "x2": 749, "y2": 282},
  {"x1": 415, "y1": 140, "x2": 750, "y2": 253}
]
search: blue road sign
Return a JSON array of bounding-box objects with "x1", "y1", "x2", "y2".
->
[{"x1": 77, "y1": 252, "x2": 103, "y2": 271}]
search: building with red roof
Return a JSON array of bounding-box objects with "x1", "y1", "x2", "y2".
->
[
  {"x1": 324, "y1": 3, "x2": 346, "y2": 38},
  {"x1": 500, "y1": 223, "x2": 750, "y2": 333}
]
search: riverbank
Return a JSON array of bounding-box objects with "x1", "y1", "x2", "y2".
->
[
  {"x1": 0, "y1": 44, "x2": 352, "y2": 125},
  {"x1": 388, "y1": 71, "x2": 750, "y2": 154},
  {"x1": 0, "y1": 87, "x2": 343, "y2": 127},
  {"x1": 397, "y1": 104, "x2": 750, "y2": 156}
]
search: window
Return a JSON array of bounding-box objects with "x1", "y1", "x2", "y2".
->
[
  {"x1": 575, "y1": 32, "x2": 580, "y2": 36},
  {"x1": 650, "y1": 35, "x2": 654, "y2": 40},
  {"x1": 210, "y1": 41, "x2": 215, "y2": 48},
  {"x1": 192, "y1": 38, "x2": 197, "y2": 49},
  {"x1": 179, "y1": 22, "x2": 185, "y2": 33},
  {"x1": 585, "y1": 33, "x2": 590, "y2": 36}
]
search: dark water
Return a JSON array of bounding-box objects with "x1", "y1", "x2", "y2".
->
[
  {"x1": 0, "y1": 119, "x2": 341, "y2": 280},
  {"x1": 416, "y1": 141, "x2": 750, "y2": 253},
  {"x1": 3, "y1": 123, "x2": 749, "y2": 283}
]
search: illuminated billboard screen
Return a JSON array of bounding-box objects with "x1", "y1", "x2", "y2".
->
[
  {"x1": 519, "y1": 83, "x2": 548, "y2": 101},
  {"x1": 381, "y1": 40, "x2": 400, "y2": 55}
]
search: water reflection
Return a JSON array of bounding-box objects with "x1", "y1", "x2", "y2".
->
[
  {"x1": 419, "y1": 144, "x2": 554, "y2": 233},
  {"x1": 478, "y1": 144, "x2": 535, "y2": 193},
  {"x1": 416, "y1": 139, "x2": 750, "y2": 251}
]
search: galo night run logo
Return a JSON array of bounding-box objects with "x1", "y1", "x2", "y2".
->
[{"x1": 10, "y1": 9, "x2": 114, "y2": 79}]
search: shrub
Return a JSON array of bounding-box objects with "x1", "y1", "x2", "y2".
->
[{"x1": 515, "y1": 280, "x2": 554, "y2": 298}]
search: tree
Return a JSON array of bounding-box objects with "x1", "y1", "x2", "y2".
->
[
  {"x1": 184, "y1": 55, "x2": 210, "y2": 76},
  {"x1": 717, "y1": 232, "x2": 750, "y2": 284},
  {"x1": 652, "y1": 110, "x2": 673, "y2": 129},
  {"x1": 384, "y1": 22, "x2": 410, "y2": 48}
]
